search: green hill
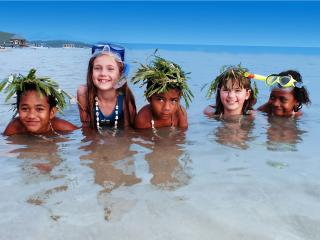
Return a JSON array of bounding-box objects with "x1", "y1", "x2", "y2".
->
[
  {"x1": 0, "y1": 31, "x2": 14, "y2": 45},
  {"x1": 29, "y1": 40, "x2": 91, "y2": 48}
]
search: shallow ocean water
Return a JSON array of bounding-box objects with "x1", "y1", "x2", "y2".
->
[{"x1": 0, "y1": 46, "x2": 320, "y2": 240}]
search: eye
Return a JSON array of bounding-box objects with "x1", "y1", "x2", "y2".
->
[
  {"x1": 171, "y1": 99, "x2": 179, "y2": 104},
  {"x1": 269, "y1": 95, "x2": 275, "y2": 101},
  {"x1": 235, "y1": 88, "x2": 242, "y2": 93},
  {"x1": 280, "y1": 97, "x2": 288, "y2": 103},
  {"x1": 93, "y1": 66, "x2": 101, "y2": 71},
  {"x1": 20, "y1": 107, "x2": 29, "y2": 111},
  {"x1": 36, "y1": 107, "x2": 45, "y2": 112}
]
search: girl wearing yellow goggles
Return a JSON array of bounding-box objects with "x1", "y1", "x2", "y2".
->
[{"x1": 256, "y1": 70, "x2": 311, "y2": 117}]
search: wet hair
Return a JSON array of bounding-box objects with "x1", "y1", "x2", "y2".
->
[
  {"x1": 16, "y1": 83, "x2": 56, "y2": 110},
  {"x1": 86, "y1": 53, "x2": 136, "y2": 128},
  {"x1": 277, "y1": 70, "x2": 311, "y2": 111},
  {"x1": 214, "y1": 67, "x2": 256, "y2": 115}
]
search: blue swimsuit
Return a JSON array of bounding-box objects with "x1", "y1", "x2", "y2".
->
[{"x1": 95, "y1": 94, "x2": 124, "y2": 127}]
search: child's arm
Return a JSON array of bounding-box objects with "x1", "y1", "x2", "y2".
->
[
  {"x1": 51, "y1": 118, "x2": 78, "y2": 132},
  {"x1": 177, "y1": 106, "x2": 188, "y2": 128},
  {"x1": 77, "y1": 85, "x2": 90, "y2": 127},
  {"x1": 257, "y1": 103, "x2": 271, "y2": 113},
  {"x1": 134, "y1": 105, "x2": 152, "y2": 129},
  {"x1": 3, "y1": 118, "x2": 26, "y2": 136},
  {"x1": 203, "y1": 105, "x2": 215, "y2": 117}
]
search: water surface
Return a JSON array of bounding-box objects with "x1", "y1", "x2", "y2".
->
[{"x1": 0, "y1": 47, "x2": 320, "y2": 240}]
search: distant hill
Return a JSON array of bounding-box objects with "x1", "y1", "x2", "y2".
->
[
  {"x1": 29, "y1": 40, "x2": 91, "y2": 48},
  {"x1": 0, "y1": 31, "x2": 14, "y2": 45}
]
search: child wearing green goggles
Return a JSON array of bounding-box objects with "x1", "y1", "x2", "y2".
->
[{"x1": 258, "y1": 70, "x2": 311, "y2": 117}]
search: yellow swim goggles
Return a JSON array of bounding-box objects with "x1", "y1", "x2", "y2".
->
[{"x1": 244, "y1": 72, "x2": 303, "y2": 88}]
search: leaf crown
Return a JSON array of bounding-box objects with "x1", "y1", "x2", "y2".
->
[
  {"x1": 0, "y1": 68, "x2": 71, "y2": 116},
  {"x1": 205, "y1": 64, "x2": 259, "y2": 99},
  {"x1": 131, "y1": 54, "x2": 194, "y2": 108}
]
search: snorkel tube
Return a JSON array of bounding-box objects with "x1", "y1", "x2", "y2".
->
[{"x1": 244, "y1": 72, "x2": 267, "y2": 82}]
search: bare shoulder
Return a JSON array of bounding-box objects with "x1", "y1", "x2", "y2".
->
[
  {"x1": 3, "y1": 118, "x2": 26, "y2": 136},
  {"x1": 257, "y1": 103, "x2": 270, "y2": 113},
  {"x1": 51, "y1": 117, "x2": 78, "y2": 132},
  {"x1": 135, "y1": 105, "x2": 152, "y2": 129},
  {"x1": 77, "y1": 84, "x2": 87, "y2": 96},
  {"x1": 77, "y1": 85, "x2": 87, "y2": 105},
  {"x1": 177, "y1": 105, "x2": 188, "y2": 128},
  {"x1": 203, "y1": 105, "x2": 215, "y2": 117}
]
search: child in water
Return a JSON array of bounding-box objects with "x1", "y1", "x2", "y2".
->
[
  {"x1": 258, "y1": 70, "x2": 310, "y2": 117},
  {"x1": 77, "y1": 43, "x2": 136, "y2": 130},
  {"x1": 1, "y1": 69, "x2": 77, "y2": 136},
  {"x1": 204, "y1": 65, "x2": 257, "y2": 117},
  {"x1": 132, "y1": 55, "x2": 193, "y2": 129}
]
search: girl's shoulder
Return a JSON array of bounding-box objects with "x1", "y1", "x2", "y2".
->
[
  {"x1": 77, "y1": 84, "x2": 87, "y2": 95},
  {"x1": 203, "y1": 105, "x2": 216, "y2": 117},
  {"x1": 177, "y1": 105, "x2": 188, "y2": 128},
  {"x1": 52, "y1": 118, "x2": 79, "y2": 132},
  {"x1": 3, "y1": 118, "x2": 26, "y2": 136},
  {"x1": 257, "y1": 102, "x2": 271, "y2": 113},
  {"x1": 135, "y1": 105, "x2": 152, "y2": 129}
]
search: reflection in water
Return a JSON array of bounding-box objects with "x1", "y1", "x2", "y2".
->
[
  {"x1": 79, "y1": 129, "x2": 141, "y2": 220},
  {"x1": 266, "y1": 116, "x2": 306, "y2": 152},
  {"x1": 135, "y1": 128, "x2": 191, "y2": 190},
  {"x1": 80, "y1": 129, "x2": 141, "y2": 192},
  {"x1": 5, "y1": 134, "x2": 69, "y2": 220},
  {"x1": 6, "y1": 134, "x2": 67, "y2": 179},
  {"x1": 209, "y1": 115, "x2": 255, "y2": 149}
]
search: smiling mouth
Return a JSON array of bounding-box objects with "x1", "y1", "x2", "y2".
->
[
  {"x1": 98, "y1": 79, "x2": 111, "y2": 83},
  {"x1": 25, "y1": 121, "x2": 40, "y2": 126}
]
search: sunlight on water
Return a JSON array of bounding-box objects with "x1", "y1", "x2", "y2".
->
[{"x1": 0, "y1": 47, "x2": 320, "y2": 240}]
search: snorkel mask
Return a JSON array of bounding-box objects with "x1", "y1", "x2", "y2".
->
[
  {"x1": 244, "y1": 72, "x2": 303, "y2": 90},
  {"x1": 91, "y1": 43, "x2": 129, "y2": 89}
]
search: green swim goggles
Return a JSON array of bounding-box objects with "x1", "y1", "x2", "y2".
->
[{"x1": 244, "y1": 72, "x2": 303, "y2": 88}]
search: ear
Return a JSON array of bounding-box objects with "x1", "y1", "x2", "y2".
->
[
  {"x1": 49, "y1": 107, "x2": 57, "y2": 120},
  {"x1": 245, "y1": 89, "x2": 251, "y2": 100}
]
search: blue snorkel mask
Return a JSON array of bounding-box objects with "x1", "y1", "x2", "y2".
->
[{"x1": 91, "y1": 43, "x2": 129, "y2": 89}]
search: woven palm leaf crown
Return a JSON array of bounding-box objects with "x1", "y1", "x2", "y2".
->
[
  {"x1": 131, "y1": 55, "x2": 193, "y2": 108},
  {"x1": 0, "y1": 68, "x2": 71, "y2": 116},
  {"x1": 206, "y1": 64, "x2": 258, "y2": 99}
]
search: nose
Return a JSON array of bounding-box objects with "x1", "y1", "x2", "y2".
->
[
  {"x1": 272, "y1": 99, "x2": 281, "y2": 107},
  {"x1": 227, "y1": 90, "x2": 236, "y2": 98},
  {"x1": 163, "y1": 101, "x2": 171, "y2": 112},
  {"x1": 27, "y1": 109, "x2": 36, "y2": 119},
  {"x1": 100, "y1": 68, "x2": 108, "y2": 76}
]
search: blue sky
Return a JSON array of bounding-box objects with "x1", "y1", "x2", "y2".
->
[{"x1": 1, "y1": 1, "x2": 320, "y2": 47}]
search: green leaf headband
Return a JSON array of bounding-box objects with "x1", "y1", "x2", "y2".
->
[
  {"x1": 0, "y1": 68, "x2": 71, "y2": 116},
  {"x1": 205, "y1": 64, "x2": 259, "y2": 99},
  {"x1": 131, "y1": 54, "x2": 194, "y2": 108}
]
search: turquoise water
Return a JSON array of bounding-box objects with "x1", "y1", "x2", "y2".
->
[{"x1": 0, "y1": 46, "x2": 320, "y2": 240}]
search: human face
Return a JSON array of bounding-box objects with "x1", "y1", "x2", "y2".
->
[
  {"x1": 18, "y1": 90, "x2": 56, "y2": 134},
  {"x1": 268, "y1": 89, "x2": 297, "y2": 117},
  {"x1": 219, "y1": 85, "x2": 250, "y2": 116},
  {"x1": 92, "y1": 54, "x2": 121, "y2": 91},
  {"x1": 149, "y1": 89, "x2": 181, "y2": 120}
]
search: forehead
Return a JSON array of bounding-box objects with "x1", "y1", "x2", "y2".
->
[
  {"x1": 20, "y1": 90, "x2": 49, "y2": 106},
  {"x1": 155, "y1": 88, "x2": 181, "y2": 98},
  {"x1": 222, "y1": 78, "x2": 243, "y2": 89},
  {"x1": 271, "y1": 89, "x2": 295, "y2": 98},
  {"x1": 94, "y1": 54, "x2": 119, "y2": 66}
]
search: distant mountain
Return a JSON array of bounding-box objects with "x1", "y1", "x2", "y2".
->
[{"x1": 0, "y1": 31, "x2": 14, "y2": 45}]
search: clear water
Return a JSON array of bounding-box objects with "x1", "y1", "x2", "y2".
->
[{"x1": 0, "y1": 47, "x2": 320, "y2": 240}]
